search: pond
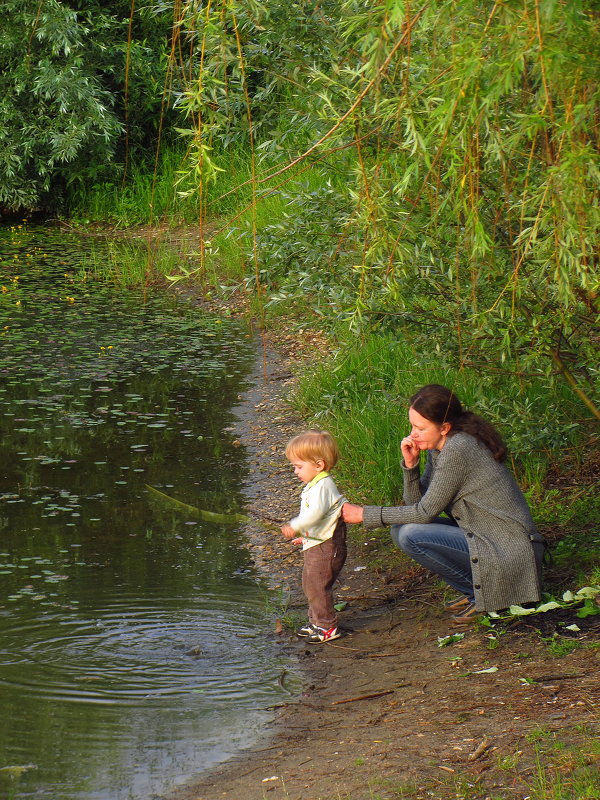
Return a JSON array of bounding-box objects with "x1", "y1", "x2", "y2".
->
[{"x1": 0, "y1": 224, "x2": 298, "y2": 800}]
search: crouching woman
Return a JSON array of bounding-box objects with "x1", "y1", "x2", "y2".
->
[{"x1": 342, "y1": 384, "x2": 546, "y2": 624}]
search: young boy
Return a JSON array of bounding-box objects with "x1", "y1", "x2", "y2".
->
[{"x1": 280, "y1": 430, "x2": 347, "y2": 643}]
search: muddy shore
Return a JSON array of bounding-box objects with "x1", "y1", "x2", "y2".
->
[{"x1": 161, "y1": 331, "x2": 599, "y2": 800}]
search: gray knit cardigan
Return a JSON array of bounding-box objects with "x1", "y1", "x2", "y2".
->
[{"x1": 362, "y1": 432, "x2": 544, "y2": 612}]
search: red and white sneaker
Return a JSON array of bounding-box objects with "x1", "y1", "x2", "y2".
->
[
  {"x1": 305, "y1": 625, "x2": 341, "y2": 644},
  {"x1": 297, "y1": 622, "x2": 318, "y2": 638}
]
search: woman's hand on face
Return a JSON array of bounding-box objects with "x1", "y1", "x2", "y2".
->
[
  {"x1": 401, "y1": 435, "x2": 420, "y2": 469},
  {"x1": 342, "y1": 502, "x2": 364, "y2": 524}
]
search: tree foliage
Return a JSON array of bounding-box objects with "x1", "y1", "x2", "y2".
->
[
  {"x1": 0, "y1": 0, "x2": 172, "y2": 211},
  {"x1": 177, "y1": 0, "x2": 598, "y2": 413},
  {"x1": 1, "y1": 0, "x2": 598, "y2": 414}
]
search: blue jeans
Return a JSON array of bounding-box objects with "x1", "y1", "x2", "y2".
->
[{"x1": 391, "y1": 517, "x2": 474, "y2": 601}]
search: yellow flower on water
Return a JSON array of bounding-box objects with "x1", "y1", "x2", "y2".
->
[
  {"x1": 1, "y1": 286, "x2": 7, "y2": 293},
  {"x1": 66, "y1": 296, "x2": 75, "y2": 303}
]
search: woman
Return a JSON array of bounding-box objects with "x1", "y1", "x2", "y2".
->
[{"x1": 342, "y1": 384, "x2": 545, "y2": 623}]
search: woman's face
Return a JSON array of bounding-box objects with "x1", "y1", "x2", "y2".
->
[{"x1": 408, "y1": 407, "x2": 450, "y2": 451}]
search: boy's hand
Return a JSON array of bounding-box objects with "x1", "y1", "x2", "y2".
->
[
  {"x1": 281, "y1": 524, "x2": 296, "y2": 539},
  {"x1": 291, "y1": 537, "x2": 303, "y2": 546}
]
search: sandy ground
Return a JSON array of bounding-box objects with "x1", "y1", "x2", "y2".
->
[{"x1": 163, "y1": 334, "x2": 599, "y2": 800}]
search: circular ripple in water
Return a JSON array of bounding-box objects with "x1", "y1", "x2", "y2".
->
[
  {"x1": 0, "y1": 592, "x2": 288, "y2": 706},
  {"x1": 0, "y1": 591, "x2": 298, "y2": 800}
]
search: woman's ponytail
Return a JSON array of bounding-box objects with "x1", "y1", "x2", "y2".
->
[{"x1": 452, "y1": 410, "x2": 507, "y2": 462}]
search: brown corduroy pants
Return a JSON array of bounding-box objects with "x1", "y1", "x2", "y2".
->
[{"x1": 302, "y1": 518, "x2": 347, "y2": 630}]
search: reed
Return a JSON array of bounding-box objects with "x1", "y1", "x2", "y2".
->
[
  {"x1": 67, "y1": 147, "x2": 198, "y2": 226},
  {"x1": 77, "y1": 238, "x2": 184, "y2": 287}
]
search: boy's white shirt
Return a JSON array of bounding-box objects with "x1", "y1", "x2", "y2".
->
[{"x1": 289, "y1": 471, "x2": 346, "y2": 551}]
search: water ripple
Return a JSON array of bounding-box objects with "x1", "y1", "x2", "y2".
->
[{"x1": 0, "y1": 595, "x2": 281, "y2": 705}]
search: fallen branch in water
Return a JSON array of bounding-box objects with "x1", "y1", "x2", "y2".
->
[
  {"x1": 145, "y1": 484, "x2": 253, "y2": 525},
  {"x1": 144, "y1": 484, "x2": 323, "y2": 539}
]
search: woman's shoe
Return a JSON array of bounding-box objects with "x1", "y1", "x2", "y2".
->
[
  {"x1": 444, "y1": 595, "x2": 470, "y2": 612},
  {"x1": 451, "y1": 601, "x2": 479, "y2": 625}
]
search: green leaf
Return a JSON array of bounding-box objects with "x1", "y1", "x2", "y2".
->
[
  {"x1": 508, "y1": 605, "x2": 537, "y2": 616},
  {"x1": 574, "y1": 586, "x2": 600, "y2": 601},
  {"x1": 536, "y1": 601, "x2": 562, "y2": 613},
  {"x1": 576, "y1": 601, "x2": 600, "y2": 619},
  {"x1": 437, "y1": 633, "x2": 465, "y2": 647}
]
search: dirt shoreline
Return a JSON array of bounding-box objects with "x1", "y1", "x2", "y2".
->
[{"x1": 161, "y1": 331, "x2": 599, "y2": 800}]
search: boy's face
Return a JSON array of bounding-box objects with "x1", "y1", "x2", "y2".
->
[{"x1": 290, "y1": 458, "x2": 325, "y2": 484}]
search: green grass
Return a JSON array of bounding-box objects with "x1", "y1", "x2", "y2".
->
[
  {"x1": 291, "y1": 332, "x2": 588, "y2": 501},
  {"x1": 68, "y1": 147, "x2": 197, "y2": 226}
]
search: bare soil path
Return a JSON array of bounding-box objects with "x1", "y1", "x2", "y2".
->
[{"x1": 165, "y1": 333, "x2": 599, "y2": 800}]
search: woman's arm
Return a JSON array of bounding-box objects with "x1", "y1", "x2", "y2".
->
[{"x1": 360, "y1": 440, "x2": 469, "y2": 528}]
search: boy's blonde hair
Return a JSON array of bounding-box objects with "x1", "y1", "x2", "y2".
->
[{"x1": 285, "y1": 430, "x2": 339, "y2": 471}]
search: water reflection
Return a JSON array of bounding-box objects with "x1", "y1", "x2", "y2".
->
[{"x1": 0, "y1": 225, "x2": 297, "y2": 800}]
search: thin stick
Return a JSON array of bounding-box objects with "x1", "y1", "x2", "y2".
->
[
  {"x1": 468, "y1": 739, "x2": 491, "y2": 761},
  {"x1": 144, "y1": 485, "x2": 323, "y2": 539},
  {"x1": 331, "y1": 690, "x2": 395, "y2": 705}
]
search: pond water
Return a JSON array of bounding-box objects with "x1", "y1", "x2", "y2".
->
[{"x1": 0, "y1": 225, "x2": 298, "y2": 800}]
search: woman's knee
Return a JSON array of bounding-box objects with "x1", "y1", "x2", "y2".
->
[{"x1": 391, "y1": 523, "x2": 423, "y2": 553}]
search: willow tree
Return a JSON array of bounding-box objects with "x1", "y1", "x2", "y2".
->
[
  {"x1": 172, "y1": 0, "x2": 598, "y2": 416},
  {"x1": 323, "y1": 0, "x2": 599, "y2": 417}
]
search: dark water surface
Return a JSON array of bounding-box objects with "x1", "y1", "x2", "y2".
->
[{"x1": 0, "y1": 225, "x2": 297, "y2": 799}]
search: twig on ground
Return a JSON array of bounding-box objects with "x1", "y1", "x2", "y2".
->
[
  {"x1": 366, "y1": 653, "x2": 400, "y2": 658},
  {"x1": 468, "y1": 739, "x2": 491, "y2": 761},
  {"x1": 331, "y1": 690, "x2": 394, "y2": 705}
]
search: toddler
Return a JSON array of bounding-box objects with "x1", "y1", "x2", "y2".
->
[{"x1": 281, "y1": 430, "x2": 347, "y2": 643}]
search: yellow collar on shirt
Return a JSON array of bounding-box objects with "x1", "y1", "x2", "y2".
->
[{"x1": 306, "y1": 470, "x2": 329, "y2": 490}]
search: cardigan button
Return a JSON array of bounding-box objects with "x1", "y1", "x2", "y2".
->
[
  {"x1": 466, "y1": 532, "x2": 474, "y2": 538},
  {"x1": 471, "y1": 557, "x2": 478, "y2": 564},
  {"x1": 474, "y1": 584, "x2": 481, "y2": 589}
]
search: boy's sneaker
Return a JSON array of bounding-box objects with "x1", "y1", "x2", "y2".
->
[
  {"x1": 305, "y1": 625, "x2": 341, "y2": 644},
  {"x1": 296, "y1": 622, "x2": 317, "y2": 638}
]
